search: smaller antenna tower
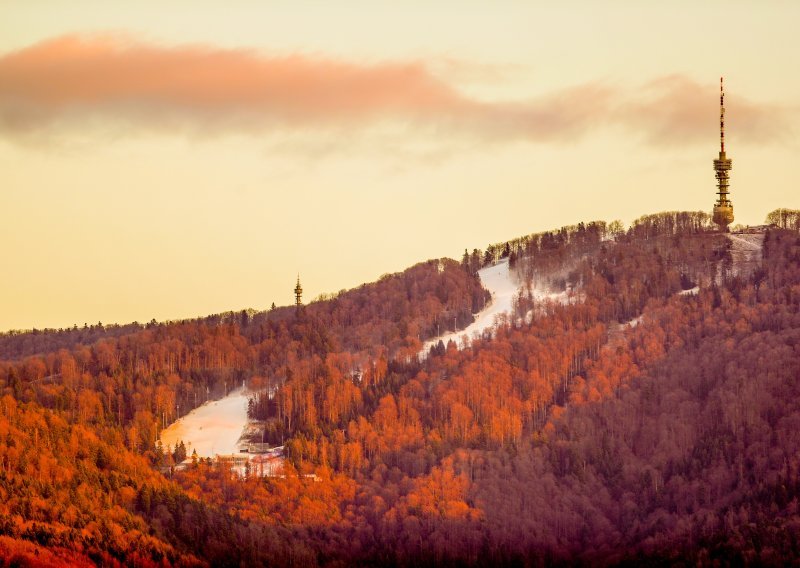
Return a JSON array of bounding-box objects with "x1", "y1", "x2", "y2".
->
[{"x1": 294, "y1": 275, "x2": 303, "y2": 307}]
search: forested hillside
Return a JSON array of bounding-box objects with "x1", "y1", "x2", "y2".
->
[{"x1": 1, "y1": 211, "x2": 799, "y2": 566}]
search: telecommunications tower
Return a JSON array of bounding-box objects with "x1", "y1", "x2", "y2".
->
[{"x1": 712, "y1": 77, "x2": 734, "y2": 230}]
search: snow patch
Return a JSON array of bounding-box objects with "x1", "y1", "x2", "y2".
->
[
  {"x1": 728, "y1": 232, "x2": 764, "y2": 252},
  {"x1": 625, "y1": 315, "x2": 644, "y2": 328},
  {"x1": 724, "y1": 232, "x2": 764, "y2": 280},
  {"x1": 532, "y1": 287, "x2": 571, "y2": 304},
  {"x1": 160, "y1": 387, "x2": 250, "y2": 458},
  {"x1": 422, "y1": 258, "x2": 518, "y2": 353}
]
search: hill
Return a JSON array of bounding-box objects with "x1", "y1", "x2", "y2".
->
[{"x1": 0, "y1": 210, "x2": 799, "y2": 565}]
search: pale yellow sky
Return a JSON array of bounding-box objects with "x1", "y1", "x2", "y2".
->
[{"x1": 1, "y1": 1, "x2": 798, "y2": 331}]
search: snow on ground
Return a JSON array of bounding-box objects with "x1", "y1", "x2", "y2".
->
[
  {"x1": 725, "y1": 232, "x2": 765, "y2": 279},
  {"x1": 422, "y1": 258, "x2": 519, "y2": 353},
  {"x1": 521, "y1": 287, "x2": 574, "y2": 325},
  {"x1": 729, "y1": 232, "x2": 764, "y2": 251},
  {"x1": 160, "y1": 387, "x2": 250, "y2": 458},
  {"x1": 626, "y1": 315, "x2": 645, "y2": 328},
  {"x1": 532, "y1": 286, "x2": 571, "y2": 304},
  {"x1": 728, "y1": 233, "x2": 764, "y2": 261}
]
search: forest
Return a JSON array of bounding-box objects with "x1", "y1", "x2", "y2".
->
[{"x1": 0, "y1": 209, "x2": 798, "y2": 566}]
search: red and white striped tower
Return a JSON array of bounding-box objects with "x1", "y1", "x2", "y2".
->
[{"x1": 712, "y1": 77, "x2": 734, "y2": 230}]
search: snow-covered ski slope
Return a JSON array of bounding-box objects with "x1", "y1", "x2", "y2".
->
[
  {"x1": 423, "y1": 258, "x2": 518, "y2": 352},
  {"x1": 161, "y1": 257, "x2": 562, "y2": 453},
  {"x1": 159, "y1": 387, "x2": 250, "y2": 458}
]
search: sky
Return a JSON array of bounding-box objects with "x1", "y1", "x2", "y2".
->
[{"x1": 1, "y1": 1, "x2": 799, "y2": 331}]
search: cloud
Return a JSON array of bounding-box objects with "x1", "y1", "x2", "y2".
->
[
  {"x1": 0, "y1": 34, "x2": 792, "y2": 148},
  {"x1": 615, "y1": 75, "x2": 792, "y2": 147},
  {"x1": 0, "y1": 34, "x2": 613, "y2": 144}
]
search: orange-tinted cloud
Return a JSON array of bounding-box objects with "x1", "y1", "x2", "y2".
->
[
  {"x1": 0, "y1": 35, "x2": 791, "y2": 147},
  {"x1": 0, "y1": 34, "x2": 614, "y2": 144},
  {"x1": 616, "y1": 75, "x2": 791, "y2": 147}
]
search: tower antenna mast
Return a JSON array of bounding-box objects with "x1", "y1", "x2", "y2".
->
[
  {"x1": 712, "y1": 77, "x2": 734, "y2": 230},
  {"x1": 294, "y1": 274, "x2": 303, "y2": 308}
]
